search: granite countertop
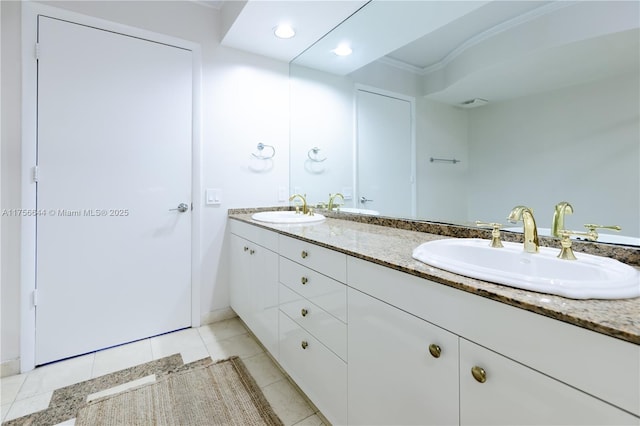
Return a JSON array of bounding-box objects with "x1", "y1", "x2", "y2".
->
[{"x1": 228, "y1": 212, "x2": 640, "y2": 345}]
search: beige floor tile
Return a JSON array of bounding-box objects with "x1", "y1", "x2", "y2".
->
[
  {"x1": 261, "y1": 379, "x2": 316, "y2": 426},
  {"x1": 149, "y1": 328, "x2": 209, "y2": 364},
  {"x1": 16, "y1": 354, "x2": 94, "y2": 401},
  {"x1": 92, "y1": 339, "x2": 153, "y2": 378},
  {"x1": 292, "y1": 414, "x2": 326, "y2": 426},
  {"x1": 204, "y1": 333, "x2": 264, "y2": 362},
  {"x1": 1, "y1": 373, "x2": 27, "y2": 405},
  {"x1": 242, "y1": 352, "x2": 285, "y2": 388},
  {"x1": 198, "y1": 317, "x2": 248, "y2": 343},
  {"x1": 86, "y1": 374, "x2": 156, "y2": 402},
  {"x1": 4, "y1": 391, "x2": 53, "y2": 422},
  {"x1": 1, "y1": 403, "x2": 11, "y2": 422}
]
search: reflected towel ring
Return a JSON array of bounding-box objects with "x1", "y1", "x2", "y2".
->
[
  {"x1": 307, "y1": 147, "x2": 327, "y2": 162},
  {"x1": 252, "y1": 143, "x2": 276, "y2": 160}
]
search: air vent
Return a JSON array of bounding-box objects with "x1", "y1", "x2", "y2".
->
[{"x1": 458, "y1": 98, "x2": 488, "y2": 108}]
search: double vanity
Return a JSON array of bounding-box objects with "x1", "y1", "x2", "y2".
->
[{"x1": 228, "y1": 209, "x2": 639, "y2": 425}]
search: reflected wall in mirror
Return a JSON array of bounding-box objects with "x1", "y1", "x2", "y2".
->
[{"x1": 290, "y1": 0, "x2": 640, "y2": 245}]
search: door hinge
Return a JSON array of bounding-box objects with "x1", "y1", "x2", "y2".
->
[
  {"x1": 35, "y1": 43, "x2": 40, "y2": 60},
  {"x1": 33, "y1": 289, "x2": 38, "y2": 307},
  {"x1": 32, "y1": 166, "x2": 39, "y2": 183}
]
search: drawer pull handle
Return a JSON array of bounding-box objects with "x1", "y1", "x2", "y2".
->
[
  {"x1": 301, "y1": 341, "x2": 309, "y2": 350},
  {"x1": 301, "y1": 250, "x2": 308, "y2": 259},
  {"x1": 471, "y1": 366, "x2": 487, "y2": 383},
  {"x1": 301, "y1": 308, "x2": 309, "y2": 317},
  {"x1": 428, "y1": 344, "x2": 441, "y2": 358},
  {"x1": 301, "y1": 276, "x2": 308, "y2": 285},
  {"x1": 243, "y1": 246, "x2": 249, "y2": 252}
]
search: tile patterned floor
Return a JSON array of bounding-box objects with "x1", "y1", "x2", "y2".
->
[{"x1": 1, "y1": 318, "x2": 326, "y2": 426}]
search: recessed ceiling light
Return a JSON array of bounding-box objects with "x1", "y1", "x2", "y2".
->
[
  {"x1": 274, "y1": 24, "x2": 295, "y2": 39},
  {"x1": 332, "y1": 43, "x2": 353, "y2": 56}
]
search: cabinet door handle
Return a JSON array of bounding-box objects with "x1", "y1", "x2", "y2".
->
[
  {"x1": 301, "y1": 308, "x2": 309, "y2": 317},
  {"x1": 301, "y1": 250, "x2": 308, "y2": 259},
  {"x1": 471, "y1": 366, "x2": 487, "y2": 383},
  {"x1": 243, "y1": 246, "x2": 249, "y2": 252},
  {"x1": 301, "y1": 341, "x2": 309, "y2": 350},
  {"x1": 428, "y1": 344, "x2": 441, "y2": 358},
  {"x1": 301, "y1": 276, "x2": 308, "y2": 285},
  {"x1": 249, "y1": 249, "x2": 255, "y2": 255}
]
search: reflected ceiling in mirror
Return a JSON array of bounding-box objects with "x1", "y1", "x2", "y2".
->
[{"x1": 289, "y1": 0, "x2": 640, "y2": 245}]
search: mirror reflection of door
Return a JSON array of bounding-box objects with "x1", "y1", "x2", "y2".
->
[{"x1": 356, "y1": 88, "x2": 415, "y2": 217}]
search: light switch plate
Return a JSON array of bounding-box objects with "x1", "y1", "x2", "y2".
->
[
  {"x1": 342, "y1": 187, "x2": 353, "y2": 200},
  {"x1": 206, "y1": 188, "x2": 221, "y2": 205},
  {"x1": 278, "y1": 186, "x2": 288, "y2": 202}
]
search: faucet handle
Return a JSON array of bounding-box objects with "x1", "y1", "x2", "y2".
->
[
  {"x1": 583, "y1": 224, "x2": 621, "y2": 232},
  {"x1": 581, "y1": 224, "x2": 621, "y2": 242},
  {"x1": 475, "y1": 221, "x2": 504, "y2": 248},
  {"x1": 556, "y1": 228, "x2": 601, "y2": 260},
  {"x1": 557, "y1": 230, "x2": 578, "y2": 260}
]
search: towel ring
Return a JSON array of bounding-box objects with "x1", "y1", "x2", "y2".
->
[
  {"x1": 307, "y1": 147, "x2": 327, "y2": 162},
  {"x1": 252, "y1": 143, "x2": 275, "y2": 160}
]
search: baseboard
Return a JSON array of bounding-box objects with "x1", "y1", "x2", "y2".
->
[
  {"x1": 1, "y1": 358, "x2": 20, "y2": 377},
  {"x1": 200, "y1": 307, "x2": 237, "y2": 325}
]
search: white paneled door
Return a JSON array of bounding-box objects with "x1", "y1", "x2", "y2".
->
[
  {"x1": 356, "y1": 89, "x2": 414, "y2": 217},
  {"x1": 35, "y1": 16, "x2": 192, "y2": 365}
]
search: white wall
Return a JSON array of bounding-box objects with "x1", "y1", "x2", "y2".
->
[
  {"x1": 1, "y1": 0, "x2": 289, "y2": 369},
  {"x1": 416, "y1": 98, "x2": 469, "y2": 224},
  {"x1": 289, "y1": 65, "x2": 354, "y2": 207},
  {"x1": 1, "y1": 0, "x2": 23, "y2": 374},
  {"x1": 467, "y1": 73, "x2": 640, "y2": 235}
]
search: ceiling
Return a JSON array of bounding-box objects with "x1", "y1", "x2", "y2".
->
[
  {"x1": 214, "y1": 1, "x2": 639, "y2": 105},
  {"x1": 218, "y1": 1, "x2": 368, "y2": 63}
]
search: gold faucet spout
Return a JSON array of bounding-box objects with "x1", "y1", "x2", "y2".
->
[
  {"x1": 552, "y1": 201, "x2": 573, "y2": 238},
  {"x1": 289, "y1": 194, "x2": 309, "y2": 215},
  {"x1": 508, "y1": 205, "x2": 539, "y2": 253},
  {"x1": 328, "y1": 193, "x2": 345, "y2": 211}
]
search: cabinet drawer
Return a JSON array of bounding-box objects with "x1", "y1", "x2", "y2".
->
[
  {"x1": 460, "y1": 338, "x2": 639, "y2": 425},
  {"x1": 279, "y1": 311, "x2": 347, "y2": 426},
  {"x1": 280, "y1": 284, "x2": 347, "y2": 360},
  {"x1": 279, "y1": 235, "x2": 346, "y2": 282},
  {"x1": 229, "y1": 219, "x2": 278, "y2": 251},
  {"x1": 279, "y1": 257, "x2": 347, "y2": 322}
]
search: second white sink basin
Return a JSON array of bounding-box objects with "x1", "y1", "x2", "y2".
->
[
  {"x1": 252, "y1": 211, "x2": 326, "y2": 224},
  {"x1": 412, "y1": 238, "x2": 640, "y2": 299},
  {"x1": 338, "y1": 207, "x2": 380, "y2": 216}
]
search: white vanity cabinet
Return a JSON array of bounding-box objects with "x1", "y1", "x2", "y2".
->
[
  {"x1": 348, "y1": 287, "x2": 459, "y2": 426},
  {"x1": 459, "y1": 338, "x2": 639, "y2": 425},
  {"x1": 229, "y1": 220, "x2": 279, "y2": 357},
  {"x1": 228, "y1": 219, "x2": 639, "y2": 425},
  {"x1": 348, "y1": 256, "x2": 640, "y2": 425},
  {"x1": 277, "y1": 235, "x2": 348, "y2": 425}
]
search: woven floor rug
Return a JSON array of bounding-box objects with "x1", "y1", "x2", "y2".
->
[{"x1": 75, "y1": 356, "x2": 283, "y2": 426}]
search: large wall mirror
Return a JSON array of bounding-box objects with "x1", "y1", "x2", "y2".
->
[{"x1": 289, "y1": 0, "x2": 639, "y2": 246}]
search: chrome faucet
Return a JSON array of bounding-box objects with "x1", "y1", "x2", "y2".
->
[
  {"x1": 289, "y1": 194, "x2": 309, "y2": 215},
  {"x1": 508, "y1": 206, "x2": 539, "y2": 253},
  {"x1": 552, "y1": 201, "x2": 573, "y2": 238},
  {"x1": 328, "y1": 193, "x2": 344, "y2": 211}
]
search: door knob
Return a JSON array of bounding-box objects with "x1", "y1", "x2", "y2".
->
[
  {"x1": 360, "y1": 196, "x2": 373, "y2": 204},
  {"x1": 169, "y1": 203, "x2": 189, "y2": 213}
]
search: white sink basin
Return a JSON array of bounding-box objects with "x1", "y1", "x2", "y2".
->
[
  {"x1": 412, "y1": 238, "x2": 640, "y2": 299},
  {"x1": 251, "y1": 211, "x2": 326, "y2": 224},
  {"x1": 338, "y1": 207, "x2": 380, "y2": 216}
]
